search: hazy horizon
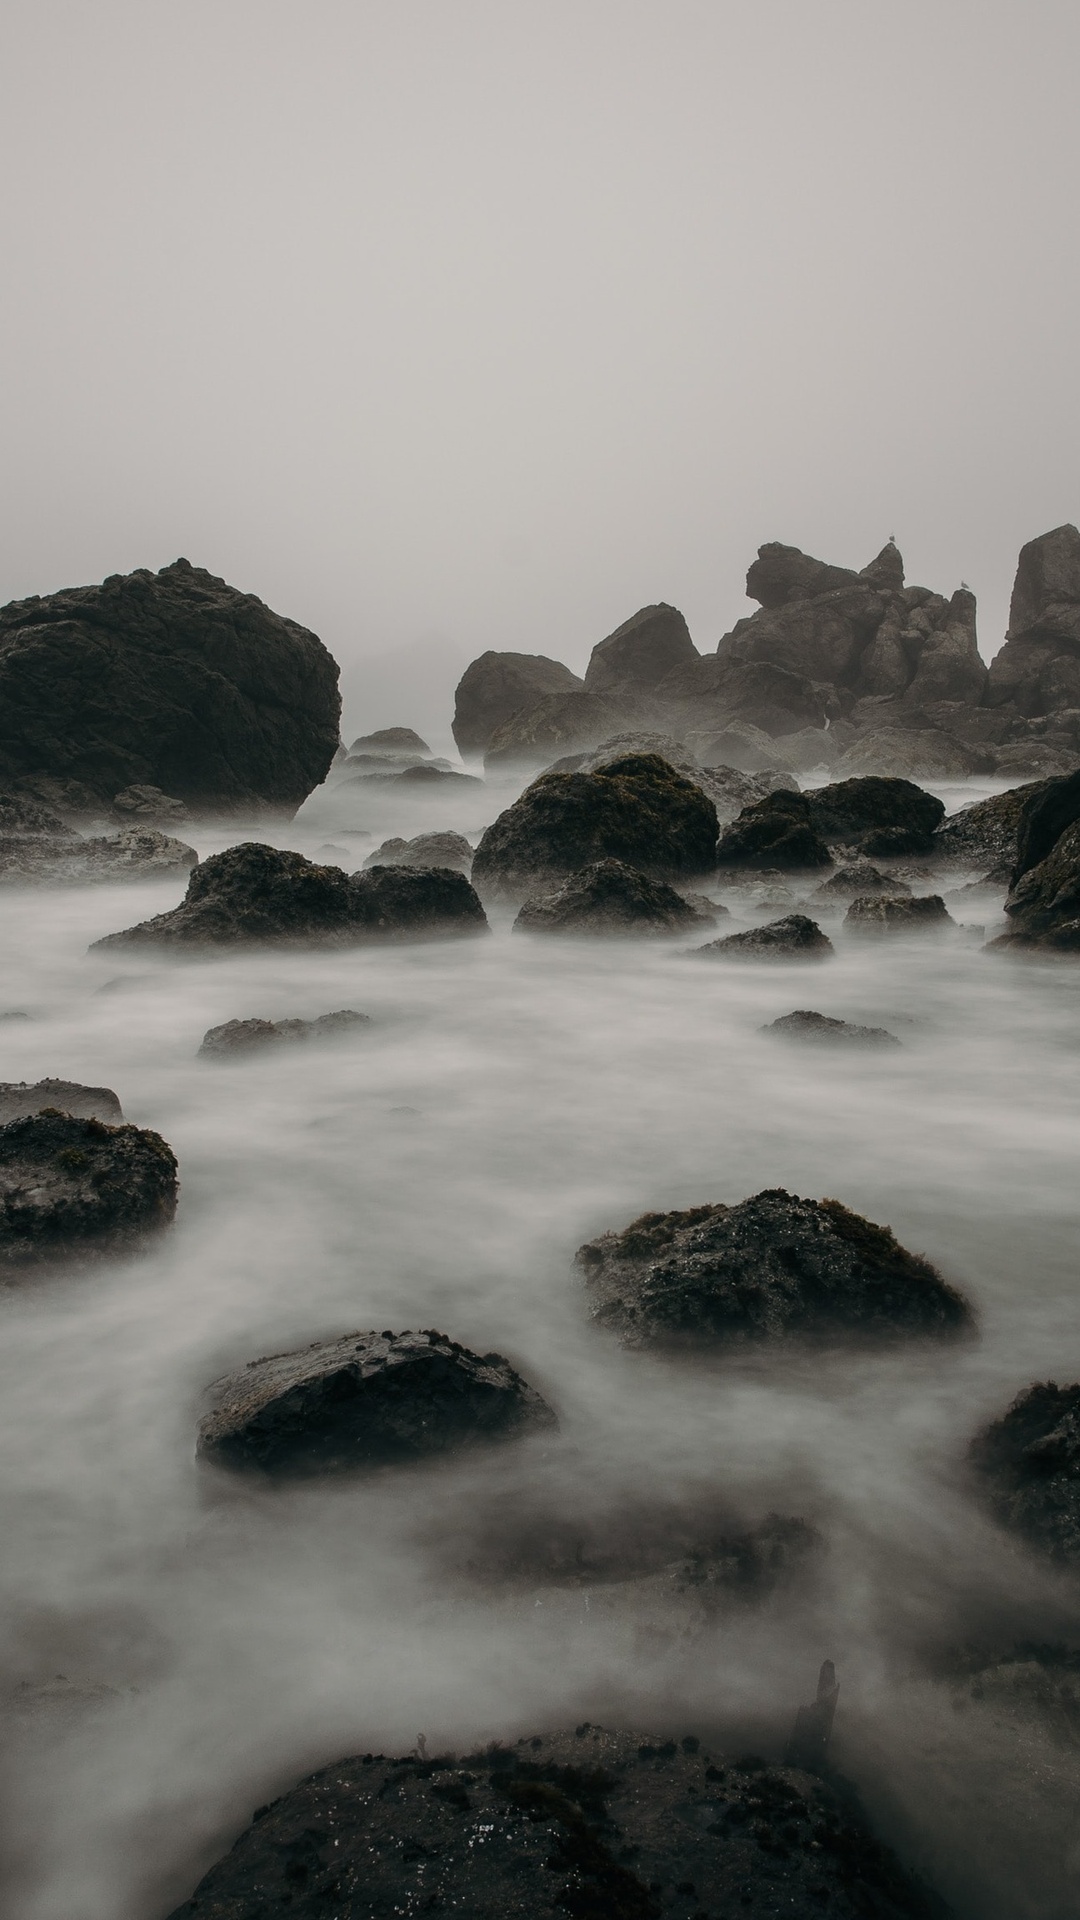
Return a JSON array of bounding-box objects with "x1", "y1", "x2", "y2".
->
[{"x1": 2, "y1": 0, "x2": 1078, "y2": 742}]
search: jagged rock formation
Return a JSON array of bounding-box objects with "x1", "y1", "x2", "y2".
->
[
  {"x1": 513, "y1": 859, "x2": 716, "y2": 936},
  {"x1": 991, "y1": 770, "x2": 1080, "y2": 951},
  {"x1": 452, "y1": 652, "x2": 584, "y2": 755},
  {"x1": 0, "y1": 559, "x2": 340, "y2": 812},
  {"x1": 986, "y1": 526, "x2": 1080, "y2": 717}
]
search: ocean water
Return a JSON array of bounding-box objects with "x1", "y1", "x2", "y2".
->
[{"x1": 1, "y1": 771, "x2": 1079, "y2": 1918}]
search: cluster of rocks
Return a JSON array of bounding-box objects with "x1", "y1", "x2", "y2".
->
[
  {"x1": 0, "y1": 790, "x2": 197, "y2": 885},
  {"x1": 452, "y1": 525, "x2": 1080, "y2": 782},
  {"x1": 330, "y1": 728, "x2": 480, "y2": 792},
  {"x1": 514, "y1": 860, "x2": 716, "y2": 937}
]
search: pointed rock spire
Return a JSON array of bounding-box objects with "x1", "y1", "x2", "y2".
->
[{"x1": 859, "y1": 541, "x2": 904, "y2": 592}]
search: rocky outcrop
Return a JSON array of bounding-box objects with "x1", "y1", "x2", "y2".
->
[
  {"x1": 452, "y1": 652, "x2": 583, "y2": 756},
  {"x1": 986, "y1": 526, "x2": 1080, "y2": 716},
  {"x1": 932, "y1": 781, "x2": 1052, "y2": 872},
  {"x1": 583, "y1": 603, "x2": 698, "y2": 697},
  {"x1": 198, "y1": 1011, "x2": 370, "y2": 1057},
  {"x1": 363, "y1": 831, "x2": 473, "y2": 872},
  {"x1": 971, "y1": 1381, "x2": 1080, "y2": 1563},
  {"x1": 0, "y1": 558, "x2": 340, "y2": 812},
  {"x1": 546, "y1": 735, "x2": 797, "y2": 822},
  {"x1": 692, "y1": 915, "x2": 834, "y2": 961},
  {"x1": 804, "y1": 776, "x2": 944, "y2": 846},
  {"x1": 165, "y1": 1726, "x2": 948, "y2": 1920},
  {"x1": 832, "y1": 728, "x2": 989, "y2": 781},
  {"x1": 471, "y1": 755, "x2": 718, "y2": 898},
  {"x1": 0, "y1": 1112, "x2": 178, "y2": 1266},
  {"x1": 513, "y1": 860, "x2": 716, "y2": 936},
  {"x1": 349, "y1": 728, "x2": 431, "y2": 755},
  {"x1": 196, "y1": 1329, "x2": 556, "y2": 1475},
  {"x1": 844, "y1": 894, "x2": 953, "y2": 934},
  {"x1": 577, "y1": 1188, "x2": 970, "y2": 1348},
  {"x1": 0, "y1": 1080, "x2": 123, "y2": 1123},
  {"x1": 714, "y1": 792, "x2": 832, "y2": 871},
  {"x1": 91, "y1": 844, "x2": 489, "y2": 949},
  {"x1": 483, "y1": 688, "x2": 630, "y2": 767},
  {"x1": 761, "y1": 1011, "x2": 900, "y2": 1047}
]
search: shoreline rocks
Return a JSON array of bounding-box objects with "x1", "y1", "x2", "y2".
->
[
  {"x1": 693, "y1": 915, "x2": 834, "y2": 961},
  {"x1": 514, "y1": 860, "x2": 716, "y2": 936},
  {"x1": 0, "y1": 1112, "x2": 178, "y2": 1267},
  {"x1": 844, "y1": 895, "x2": 954, "y2": 934},
  {"x1": 0, "y1": 1080, "x2": 124, "y2": 1124}
]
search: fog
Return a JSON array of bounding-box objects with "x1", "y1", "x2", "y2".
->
[
  {"x1": 0, "y1": 771, "x2": 1078, "y2": 1917},
  {"x1": 2, "y1": 1, "x2": 1080, "y2": 736}
]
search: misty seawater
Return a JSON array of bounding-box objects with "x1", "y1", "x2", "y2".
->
[{"x1": 2, "y1": 794, "x2": 1080, "y2": 1920}]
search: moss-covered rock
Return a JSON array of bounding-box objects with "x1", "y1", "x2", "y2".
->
[{"x1": 0, "y1": 1111, "x2": 178, "y2": 1266}]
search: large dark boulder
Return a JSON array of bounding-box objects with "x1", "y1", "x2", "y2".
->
[
  {"x1": 197, "y1": 1329, "x2": 556, "y2": 1475},
  {"x1": 971, "y1": 1382, "x2": 1080, "y2": 1563},
  {"x1": 693, "y1": 915, "x2": 834, "y2": 961},
  {"x1": 452, "y1": 652, "x2": 583, "y2": 756},
  {"x1": 0, "y1": 559, "x2": 340, "y2": 812},
  {"x1": 471, "y1": 754, "x2": 718, "y2": 898},
  {"x1": 1010, "y1": 766, "x2": 1080, "y2": 883},
  {"x1": 165, "y1": 1726, "x2": 947, "y2": 1920},
  {"x1": 513, "y1": 859, "x2": 715, "y2": 936},
  {"x1": 0, "y1": 1079, "x2": 123, "y2": 1123},
  {"x1": 0, "y1": 1111, "x2": 178, "y2": 1266},
  {"x1": 932, "y1": 781, "x2": 1053, "y2": 872},
  {"x1": 577, "y1": 1188, "x2": 970, "y2": 1348},
  {"x1": 996, "y1": 819, "x2": 1080, "y2": 950},
  {"x1": 714, "y1": 791, "x2": 833, "y2": 871},
  {"x1": 804, "y1": 776, "x2": 945, "y2": 844},
  {"x1": 986, "y1": 526, "x2": 1080, "y2": 716},
  {"x1": 91, "y1": 844, "x2": 489, "y2": 949},
  {"x1": 583, "y1": 602, "x2": 698, "y2": 696}
]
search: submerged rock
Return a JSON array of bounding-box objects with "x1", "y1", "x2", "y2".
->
[
  {"x1": 761, "y1": 1011, "x2": 901, "y2": 1047},
  {"x1": 91, "y1": 844, "x2": 489, "y2": 949},
  {"x1": 363, "y1": 831, "x2": 473, "y2": 872},
  {"x1": 471, "y1": 754, "x2": 718, "y2": 897},
  {"x1": 514, "y1": 860, "x2": 715, "y2": 936},
  {"x1": 0, "y1": 1080, "x2": 124, "y2": 1123},
  {"x1": 165, "y1": 1724, "x2": 948, "y2": 1920},
  {"x1": 971, "y1": 1382, "x2": 1080, "y2": 1563},
  {"x1": 577, "y1": 1188, "x2": 969, "y2": 1347},
  {"x1": 805, "y1": 776, "x2": 945, "y2": 845},
  {"x1": 693, "y1": 914, "x2": 834, "y2": 961},
  {"x1": 715, "y1": 791, "x2": 832, "y2": 871},
  {"x1": 844, "y1": 894, "x2": 954, "y2": 934},
  {"x1": 197, "y1": 1329, "x2": 556, "y2": 1475},
  {"x1": 0, "y1": 1112, "x2": 178, "y2": 1266},
  {"x1": 812, "y1": 861, "x2": 910, "y2": 902},
  {"x1": 198, "y1": 1011, "x2": 370, "y2": 1057}
]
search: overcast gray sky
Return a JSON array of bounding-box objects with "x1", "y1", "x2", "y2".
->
[{"x1": 1, "y1": 0, "x2": 1077, "y2": 740}]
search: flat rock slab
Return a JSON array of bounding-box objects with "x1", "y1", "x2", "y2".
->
[
  {"x1": 166, "y1": 1725, "x2": 947, "y2": 1920},
  {"x1": 197, "y1": 1329, "x2": 557, "y2": 1475},
  {"x1": 971, "y1": 1382, "x2": 1080, "y2": 1563},
  {"x1": 693, "y1": 914, "x2": 834, "y2": 961},
  {"x1": 0, "y1": 1112, "x2": 178, "y2": 1267},
  {"x1": 514, "y1": 859, "x2": 715, "y2": 936},
  {"x1": 577, "y1": 1188, "x2": 971, "y2": 1348},
  {"x1": 198, "y1": 1011, "x2": 370, "y2": 1057},
  {"x1": 844, "y1": 895, "x2": 953, "y2": 934},
  {"x1": 761, "y1": 1012, "x2": 900, "y2": 1048},
  {"x1": 0, "y1": 1079, "x2": 124, "y2": 1123}
]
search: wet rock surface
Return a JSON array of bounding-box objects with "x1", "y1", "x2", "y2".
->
[
  {"x1": 577, "y1": 1188, "x2": 970, "y2": 1348},
  {"x1": 471, "y1": 755, "x2": 718, "y2": 897},
  {"x1": 91, "y1": 843, "x2": 489, "y2": 949},
  {"x1": 514, "y1": 860, "x2": 716, "y2": 937},
  {"x1": 198, "y1": 1011, "x2": 370, "y2": 1057},
  {"x1": 363, "y1": 830, "x2": 473, "y2": 872},
  {"x1": 715, "y1": 791, "x2": 833, "y2": 872},
  {"x1": 971, "y1": 1383, "x2": 1080, "y2": 1562},
  {"x1": 932, "y1": 782, "x2": 1053, "y2": 871},
  {"x1": 844, "y1": 895, "x2": 954, "y2": 934},
  {"x1": 0, "y1": 1111, "x2": 178, "y2": 1267},
  {"x1": 197, "y1": 1329, "x2": 556, "y2": 1475},
  {"x1": 804, "y1": 777, "x2": 945, "y2": 846},
  {"x1": 0, "y1": 1079, "x2": 124, "y2": 1123},
  {"x1": 998, "y1": 820, "x2": 1080, "y2": 951},
  {"x1": 453, "y1": 651, "x2": 585, "y2": 756},
  {"x1": 0, "y1": 558, "x2": 340, "y2": 811},
  {"x1": 693, "y1": 915, "x2": 834, "y2": 961},
  {"x1": 165, "y1": 1724, "x2": 947, "y2": 1920},
  {"x1": 761, "y1": 1011, "x2": 901, "y2": 1047}
]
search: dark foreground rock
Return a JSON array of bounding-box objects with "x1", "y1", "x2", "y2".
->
[
  {"x1": 514, "y1": 860, "x2": 715, "y2": 937},
  {"x1": 693, "y1": 915, "x2": 834, "y2": 961},
  {"x1": 971, "y1": 1382, "x2": 1080, "y2": 1563},
  {"x1": 199, "y1": 1012, "x2": 370, "y2": 1057},
  {"x1": 577, "y1": 1188, "x2": 970, "y2": 1348},
  {"x1": 363, "y1": 830, "x2": 473, "y2": 872},
  {"x1": 0, "y1": 1080, "x2": 124, "y2": 1123},
  {"x1": 91, "y1": 844, "x2": 489, "y2": 949},
  {"x1": 471, "y1": 755, "x2": 718, "y2": 897},
  {"x1": 197, "y1": 1330, "x2": 556, "y2": 1475},
  {"x1": 844, "y1": 895, "x2": 954, "y2": 934},
  {"x1": 0, "y1": 1112, "x2": 178, "y2": 1267},
  {"x1": 715, "y1": 791, "x2": 833, "y2": 871},
  {"x1": 0, "y1": 558, "x2": 340, "y2": 811},
  {"x1": 166, "y1": 1724, "x2": 947, "y2": 1920},
  {"x1": 805, "y1": 776, "x2": 945, "y2": 847},
  {"x1": 762, "y1": 1011, "x2": 901, "y2": 1048}
]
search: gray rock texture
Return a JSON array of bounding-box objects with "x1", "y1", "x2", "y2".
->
[
  {"x1": 197, "y1": 1329, "x2": 556, "y2": 1475},
  {"x1": 198, "y1": 1011, "x2": 370, "y2": 1057},
  {"x1": 582, "y1": 603, "x2": 698, "y2": 696},
  {"x1": 349, "y1": 728, "x2": 431, "y2": 755},
  {"x1": 715, "y1": 791, "x2": 833, "y2": 872},
  {"x1": 577, "y1": 1188, "x2": 970, "y2": 1348},
  {"x1": 0, "y1": 1080, "x2": 124, "y2": 1123},
  {"x1": 693, "y1": 915, "x2": 834, "y2": 961},
  {"x1": 812, "y1": 863, "x2": 910, "y2": 902},
  {"x1": 0, "y1": 558, "x2": 340, "y2": 812},
  {"x1": 452, "y1": 652, "x2": 583, "y2": 756},
  {"x1": 844, "y1": 895, "x2": 954, "y2": 934},
  {"x1": 804, "y1": 777, "x2": 945, "y2": 846},
  {"x1": 972, "y1": 1381, "x2": 1080, "y2": 1563},
  {"x1": 761, "y1": 1011, "x2": 900, "y2": 1047},
  {"x1": 986, "y1": 526, "x2": 1080, "y2": 716},
  {"x1": 0, "y1": 1112, "x2": 178, "y2": 1266},
  {"x1": 363, "y1": 831, "x2": 473, "y2": 872},
  {"x1": 513, "y1": 860, "x2": 716, "y2": 936}
]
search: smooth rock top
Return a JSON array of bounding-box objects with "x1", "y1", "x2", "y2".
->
[
  {"x1": 471, "y1": 754, "x2": 719, "y2": 897},
  {"x1": 197, "y1": 1329, "x2": 556, "y2": 1475},
  {"x1": 805, "y1": 776, "x2": 945, "y2": 843},
  {"x1": 577, "y1": 1188, "x2": 970, "y2": 1347},
  {"x1": 0, "y1": 1112, "x2": 178, "y2": 1266},
  {"x1": 0, "y1": 558, "x2": 340, "y2": 810},
  {"x1": 363, "y1": 830, "x2": 473, "y2": 872},
  {"x1": 693, "y1": 915, "x2": 834, "y2": 961},
  {"x1": 452, "y1": 652, "x2": 584, "y2": 756},
  {"x1": 513, "y1": 859, "x2": 715, "y2": 937},
  {"x1": 0, "y1": 1079, "x2": 124, "y2": 1124},
  {"x1": 762, "y1": 1011, "x2": 901, "y2": 1047},
  {"x1": 583, "y1": 603, "x2": 698, "y2": 695},
  {"x1": 349, "y1": 728, "x2": 432, "y2": 755},
  {"x1": 971, "y1": 1381, "x2": 1080, "y2": 1563}
]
